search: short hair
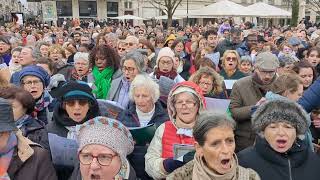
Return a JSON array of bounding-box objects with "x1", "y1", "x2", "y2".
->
[
  {"x1": 11, "y1": 46, "x2": 22, "y2": 54},
  {"x1": 221, "y1": 50, "x2": 241, "y2": 69},
  {"x1": 48, "y1": 44, "x2": 66, "y2": 58},
  {"x1": 0, "y1": 86, "x2": 35, "y2": 115},
  {"x1": 240, "y1": 55, "x2": 252, "y2": 64},
  {"x1": 23, "y1": 46, "x2": 41, "y2": 60},
  {"x1": 306, "y1": 47, "x2": 320, "y2": 58},
  {"x1": 74, "y1": 52, "x2": 90, "y2": 63},
  {"x1": 129, "y1": 74, "x2": 160, "y2": 103},
  {"x1": 121, "y1": 50, "x2": 145, "y2": 73},
  {"x1": 193, "y1": 110, "x2": 236, "y2": 146},
  {"x1": 37, "y1": 57, "x2": 56, "y2": 74},
  {"x1": 272, "y1": 73, "x2": 303, "y2": 95},
  {"x1": 89, "y1": 44, "x2": 120, "y2": 70},
  {"x1": 205, "y1": 29, "x2": 218, "y2": 39},
  {"x1": 35, "y1": 41, "x2": 50, "y2": 50},
  {"x1": 171, "y1": 38, "x2": 185, "y2": 50}
]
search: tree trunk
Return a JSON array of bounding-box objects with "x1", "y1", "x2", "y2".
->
[
  {"x1": 167, "y1": 11, "x2": 173, "y2": 29},
  {"x1": 291, "y1": 0, "x2": 299, "y2": 26}
]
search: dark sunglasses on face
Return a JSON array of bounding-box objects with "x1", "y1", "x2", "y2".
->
[
  {"x1": 64, "y1": 99, "x2": 89, "y2": 107},
  {"x1": 125, "y1": 42, "x2": 134, "y2": 47},
  {"x1": 226, "y1": 57, "x2": 237, "y2": 62},
  {"x1": 118, "y1": 47, "x2": 126, "y2": 51}
]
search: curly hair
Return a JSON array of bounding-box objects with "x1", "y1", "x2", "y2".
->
[
  {"x1": 89, "y1": 44, "x2": 120, "y2": 71},
  {"x1": 189, "y1": 66, "x2": 224, "y2": 95}
]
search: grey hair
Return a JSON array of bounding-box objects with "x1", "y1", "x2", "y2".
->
[
  {"x1": 11, "y1": 46, "x2": 22, "y2": 54},
  {"x1": 35, "y1": 41, "x2": 51, "y2": 50},
  {"x1": 240, "y1": 55, "x2": 252, "y2": 63},
  {"x1": 121, "y1": 50, "x2": 145, "y2": 73},
  {"x1": 106, "y1": 32, "x2": 118, "y2": 40},
  {"x1": 129, "y1": 74, "x2": 160, "y2": 103},
  {"x1": 193, "y1": 110, "x2": 236, "y2": 146},
  {"x1": 23, "y1": 46, "x2": 42, "y2": 60},
  {"x1": 74, "y1": 52, "x2": 89, "y2": 64}
]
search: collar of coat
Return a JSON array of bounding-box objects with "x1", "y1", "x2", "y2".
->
[{"x1": 15, "y1": 130, "x2": 39, "y2": 162}]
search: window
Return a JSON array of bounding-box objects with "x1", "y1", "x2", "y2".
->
[
  {"x1": 107, "y1": 2, "x2": 118, "y2": 17},
  {"x1": 79, "y1": 1, "x2": 97, "y2": 17},
  {"x1": 56, "y1": 1, "x2": 72, "y2": 16},
  {"x1": 268, "y1": 0, "x2": 274, "y2": 4},
  {"x1": 124, "y1": 1, "x2": 132, "y2": 9}
]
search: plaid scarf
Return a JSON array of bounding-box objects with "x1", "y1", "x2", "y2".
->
[
  {"x1": 32, "y1": 91, "x2": 51, "y2": 119},
  {"x1": 0, "y1": 133, "x2": 17, "y2": 180},
  {"x1": 154, "y1": 68, "x2": 178, "y2": 80}
]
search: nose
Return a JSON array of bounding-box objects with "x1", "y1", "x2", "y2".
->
[
  {"x1": 277, "y1": 126, "x2": 286, "y2": 136},
  {"x1": 90, "y1": 158, "x2": 101, "y2": 170},
  {"x1": 220, "y1": 141, "x2": 229, "y2": 154}
]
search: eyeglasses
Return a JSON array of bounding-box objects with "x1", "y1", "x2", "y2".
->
[
  {"x1": 226, "y1": 57, "x2": 237, "y2": 62},
  {"x1": 159, "y1": 60, "x2": 173, "y2": 66},
  {"x1": 199, "y1": 81, "x2": 213, "y2": 87},
  {"x1": 75, "y1": 62, "x2": 88, "y2": 66},
  {"x1": 258, "y1": 68, "x2": 276, "y2": 76},
  {"x1": 22, "y1": 80, "x2": 42, "y2": 86},
  {"x1": 79, "y1": 153, "x2": 118, "y2": 166},
  {"x1": 64, "y1": 99, "x2": 89, "y2": 107},
  {"x1": 118, "y1": 47, "x2": 126, "y2": 51},
  {"x1": 125, "y1": 42, "x2": 135, "y2": 47},
  {"x1": 122, "y1": 66, "x2": 136, "y2": 74},
  {"x1": 138, "y1": 32, "x2": 144, "y2": 35},
  {"x1": 175, "y1": 100, "x2": 197, "y2": 109}
]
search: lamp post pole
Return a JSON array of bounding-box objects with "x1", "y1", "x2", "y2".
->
[{"x1": 186, "y1": 0, "x2": 189, "y2": 25}]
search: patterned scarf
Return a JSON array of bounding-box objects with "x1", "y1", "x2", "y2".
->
[
  {"x1": 154, "y1": 68, "x2": 178, "y2": 80},
  {"x1": 0, "y1": 133, "x2": 17, "y2": 180},
  {"x1": 32, "y1": 91, "x2": 51, "y2": 119},
  {"x1": 92, "y1": 66, "x2": 114, "y2": 99},
  {"x1": 15, "y1": 115, "x2": 31, "y2": 129}
]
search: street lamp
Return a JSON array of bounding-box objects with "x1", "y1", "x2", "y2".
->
[{"x1": 186, "y1": 0, "x2": 189, "y2": 25}]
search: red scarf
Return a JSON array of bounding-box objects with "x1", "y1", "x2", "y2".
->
[{"x1": 154, "y1": 68, "x2": 178, "y2": 80}]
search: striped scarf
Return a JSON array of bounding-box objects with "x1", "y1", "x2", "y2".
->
[
  {"x1": 32, "y1": 91, "x2": 51, "y2": 119},
  {"x1": 0, "y1": 133, "x2": 17, "y2": 180}
]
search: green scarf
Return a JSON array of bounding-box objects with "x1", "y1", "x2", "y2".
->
[{"x1": 92, "y1": 66, "x2": 114, "y2": 99}]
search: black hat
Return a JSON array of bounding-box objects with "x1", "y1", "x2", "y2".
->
[{"x1": 0, "y1": 98, "x2": 17, "y2": 133}]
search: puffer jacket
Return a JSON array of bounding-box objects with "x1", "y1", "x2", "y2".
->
[
  {"x1": 145, "y1": 81, "x2": 206, "y2": 179},
  {"x1": 8, "y1": 131, "x2": 57, "y2": 180},
  {"x1": 238, "y1": 136, "x2": 320, "y2": 180},
  {"x1": 298, "y1": 76, "x2": 320, "y2": 113}
]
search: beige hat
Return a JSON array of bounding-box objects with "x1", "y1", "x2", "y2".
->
[
  {"x1": 156, "y1": 47, "x2": 175, "y2": 66},
  {"x1": 254, "y1": 52, "x2": 280, "y2": 71}
]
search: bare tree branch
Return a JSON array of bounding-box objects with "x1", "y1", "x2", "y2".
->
[{"x1": 172, "y1": 0, "x2": 183, "y2": 14}]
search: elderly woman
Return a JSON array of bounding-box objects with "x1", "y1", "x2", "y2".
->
[
  {"x1": 220, "y1": 50, "x2": 246, "y2": 80},
  {"x1": 168, "y1": 111, "x2": 260, "y2": 180},
  {"x1": 0, "y1": 86, "x2": 49, "y2": 150},
  {"x1": 70, "y1": 116, "x2": 136, "y2": 180},
  {"x1": 238, "y1": 99, "x2": 320, "y2": 180},
  {"x1": 150, "y1": 47, "x2": 184, "y2": 83},
  {"x1": 0, "y1": 98, "x2": 57, "y2": 180},
  {"x1": 145, "y1": 81, "x2": 206, "y2": 179},
  {"x1": 117, "y1": 40, "x2": 127, "y2": 58},
  {"x1": 239, "y1": 55, "x2": 253, "y2": 75},
  {"x1": 88, "y1": 44, "x2": 122, "y2": 99},
  {"x1": 119, "y1": 74, "x2": 169, "y2": 179},
  {"x1": 69, "y1": 52, "x2": 90, "y2": 81},
  {"x1": 47, "y1": 81, "x2": 100, "y2": 179},
  {"x1": 18, "y1": 65, "x2": 53, "y2": 124},
  {"x1": 189, "y1": 67, "x2": 228, "y2": 99},
  {"x1": 107, "y1": 50, "x2": 145, "y2": 108}
]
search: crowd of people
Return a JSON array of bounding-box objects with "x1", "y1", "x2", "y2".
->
[{"x1": 1, "y1": 18, "x2": 320, "y2": 180}]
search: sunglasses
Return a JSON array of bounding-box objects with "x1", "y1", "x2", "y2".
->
[
  {"x1": 125, "y1": 42, "x2": 134, "y2": 47},
  {"x1": 226, "y1": 57, "x2": 237, "y2": 62},
  {"x1": 118, "y1": 47, "x2": 126, "y2": 51},
  {"x1": 64, "y1": 99, "x2": 89, "y2": 107}
]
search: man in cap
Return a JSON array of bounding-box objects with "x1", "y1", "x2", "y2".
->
[
  {"x1": 0, "y1": 98, "x2": 57, "y2": 180},
  {"x1": 229, "y1": 52, "x2": 279, "y2": 152}
]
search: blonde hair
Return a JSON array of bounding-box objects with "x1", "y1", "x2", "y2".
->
[{"x1": 221, "y1": 50, "x2": 240, "y2": 69}]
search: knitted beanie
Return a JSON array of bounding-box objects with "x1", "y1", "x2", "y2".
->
[
  {"x1": 76, "y1": 116, "x2": 134, "y2": 164},
  {"x1": 156, "y1": 47, "x2": 175, "y2": 67},
  {"x1": 252, "y1": 99, "x2": 308, "y2": 136},
  {"x1": 19, "y1": 65, "x2": 51, "y2": 87}
]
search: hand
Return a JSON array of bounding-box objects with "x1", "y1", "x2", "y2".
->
[
  {"x1": 162, "y1": 158, "x2": 185, "y2": 174},
  {"x1": 255, "y1": 97, "x2": 267, "y2": 106}
]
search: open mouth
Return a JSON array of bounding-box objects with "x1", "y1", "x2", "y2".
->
[
  {"x1": 276, "y1": 139, "x2": 288, "y2": 148},
  {"x1": 90, "y1": 174, "x2": 101, "y2": 180},
  {"x1": 220, "y1": 158, "x2": 231, "y2": 169},
  {"x1": 162, "y1": 69, "x2": 169, "y2": 72}
]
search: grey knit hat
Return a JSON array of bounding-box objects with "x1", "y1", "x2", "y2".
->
[
  {"x1": 76, "y1": 116, "x2": 134, "y2": 164},
  {"x1": 252, "y1": 99, "x2": 308, "y2": 136}
]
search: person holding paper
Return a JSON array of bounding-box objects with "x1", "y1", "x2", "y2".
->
[
  {"x1": 189, "y1": 66, "x2": 228, "y2": 99},
  {"x1": 70, "y1": 116, "x2": 136, "y2": 180},
  {"x1": 229, "y1": 52, "x2": 279, "y2": 152},
  {"x1": 145, "y1": 81, "x2": 206, "y2": 179},
  {"x1": 119, "y1": 74, "x2": 169, "y2": 179},
  {"x1": 168, "y1": 110, "x2": 260, "y2": 180}
]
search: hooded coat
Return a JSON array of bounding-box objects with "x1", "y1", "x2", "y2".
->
[{"x1": 145, "y1": 81, "x2": 206, "y2": 179}]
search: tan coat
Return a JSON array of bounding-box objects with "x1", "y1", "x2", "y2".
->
[{"x1": 229, "y1": 76, "x2": 275, "y2": 151}]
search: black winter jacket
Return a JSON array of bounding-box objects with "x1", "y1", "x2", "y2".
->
[{"x1": 238, "y1": 136, "x2": 320, "y2": 180}]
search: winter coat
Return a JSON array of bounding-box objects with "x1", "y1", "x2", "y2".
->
[
  {"x1": 236, "y1": 42, "x2": 250, "y2": 57},
  {"x1": 118, "y1": 101, "x2": 169, "y2": 179},
  {"x1": 229, "y1": 76, "x2": 275, "y2": 152},
  {"x1": 19, "y1": 115, "x2": 49, "y2": 150},
  {"x1": 8, "y1": 131, "x2": 57, "y2": 180},
  {"x1": 216, "y1": 39, "x2": 241, "y2": 56},
  {"x1": 298, "y1": 76, "x2": 320, "y2": 113},
  {"x1": 238, "y1": 136, "x2": 320, "y2": 180},
  {"x1": 167, "y1": 159, "x2": 260, "y2": 180},
  {"x1": 87, "y1": 68, "x2": 123, "y2": 100}
]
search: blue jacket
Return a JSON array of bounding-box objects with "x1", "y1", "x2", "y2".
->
[
  {"x1": 298, "y1": 77, "x2": 320, "y2": 113},
  {"x1": 236, "y1": 42, "x2": 250, "y2": 57}
]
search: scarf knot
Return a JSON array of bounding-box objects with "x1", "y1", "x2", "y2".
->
[{"x1": 92, "y1": 66, "x2": 114, "y2": 99}]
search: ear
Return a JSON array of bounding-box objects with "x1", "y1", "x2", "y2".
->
[{"x1": 195, "y1": 142, "x2": 203, "y2": 156}]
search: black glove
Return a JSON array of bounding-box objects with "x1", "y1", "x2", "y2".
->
[{"x1": 163, "y1": 158, "x2": 185, "y2": 173}]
